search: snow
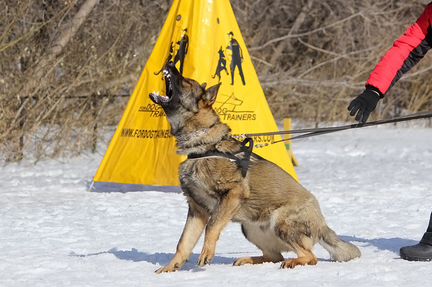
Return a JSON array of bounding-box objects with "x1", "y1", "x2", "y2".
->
[{"x1": 1, "y1": 126, "x2": 432, "y2": 287}]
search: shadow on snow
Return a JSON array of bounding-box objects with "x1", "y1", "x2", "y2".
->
[
  {"x1": 69, "y1": 236, "x2": 418, "y2": 269},
  {"x1": 70, "y1": 248, "x2": 236, "y2": 271},
  {"x1": 340, "y1": 235, "x2": 418, "y2": 254}
]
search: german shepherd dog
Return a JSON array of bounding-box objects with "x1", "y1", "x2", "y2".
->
[{"x1": 150, "y1": 62, "x2": 360, "y2": 273}]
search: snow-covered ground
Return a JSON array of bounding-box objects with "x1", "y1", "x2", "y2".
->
[{"x1": 1, "y1": 126, "x2": 431, "y2": 287}]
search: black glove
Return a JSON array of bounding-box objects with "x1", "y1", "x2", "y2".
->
[{"x1": 348, "y1": 86, "x2": 382, "y2": 123}]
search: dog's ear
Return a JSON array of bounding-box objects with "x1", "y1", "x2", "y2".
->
[{"x1": 203, "y1": 83, "x2": 221, "y2": 106}]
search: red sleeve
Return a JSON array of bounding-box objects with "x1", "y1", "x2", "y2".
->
[{"x1": 367, "y1": 4, "x2": 432, "y2": 95}]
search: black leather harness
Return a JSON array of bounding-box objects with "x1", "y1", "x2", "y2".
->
[{"x1": 187, "y1": 137, "x2": 254, "y2": 177}]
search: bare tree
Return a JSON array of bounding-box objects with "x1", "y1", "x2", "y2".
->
[{"x1": 0, "y1": 0, "x2": 430, "y2": 162}]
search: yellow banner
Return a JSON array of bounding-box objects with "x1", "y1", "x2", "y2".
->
[{"x1": 94, "y1": 0, "x2": 298, "y2": 187}]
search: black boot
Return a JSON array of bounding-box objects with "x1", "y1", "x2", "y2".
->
[{"x1": 400, "y1": 212, "x2": 432, "y2": 261}]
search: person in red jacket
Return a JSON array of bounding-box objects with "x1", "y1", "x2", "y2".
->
[{"x1": 348, "y1": 2, "x2": 432, "y2": 261}]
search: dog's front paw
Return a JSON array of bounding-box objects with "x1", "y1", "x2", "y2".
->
[{"x1": 198, "y1": 246, "x2": 215, "y2": 267}]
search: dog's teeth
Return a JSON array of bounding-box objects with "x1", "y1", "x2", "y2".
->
[{"x1": 161, "y1": 95, "x2": 169, "y2": 102}]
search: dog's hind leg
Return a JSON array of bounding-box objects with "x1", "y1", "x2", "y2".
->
[
  {"x1": 233, "y1": 253, "x2": 284, "y2": 266},
  {"x1": 198, "y1": 185, "x2": 246, "y2": 267},
  {"x1": 280, "y1": 246, "x2": 318, "y2": 269},
  {"x1": 234, "y1": 223, "x2": 284, "y2": 266},
  {"x1": 155, "y1": 201, "x2": 208, "y2": 273},
  {"x1": 274, "y1": 214, "x2": 319, "y2": 269}
]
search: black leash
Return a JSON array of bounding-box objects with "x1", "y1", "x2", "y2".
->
[
  {"x1": 241, "y1": 111, "x2": 432, "y2": 147},
  {"x1": 187, "y1": 111, "x2": 432, "y2": 174}
]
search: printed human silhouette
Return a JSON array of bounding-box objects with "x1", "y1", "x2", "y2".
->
[
  {"x1": 173, "y1": 28, "x2": 189, "y2": 74},
  {"x1": 154, "y1": 42, "x2": 175, "y2": 76},
  {"x1": 226, "y1": 31, "x2": 246, "y2": 86},
  {"x1": 212, "y1": 47, "x2": 229, "y2": 82}
]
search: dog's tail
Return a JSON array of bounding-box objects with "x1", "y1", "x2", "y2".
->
[{"x1": 319, "y1": 225, "x2": 361, "y2": 262}]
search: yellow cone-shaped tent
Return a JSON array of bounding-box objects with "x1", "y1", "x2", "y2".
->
[{"x1": 93, "y1": 0, "x2": 297, "y2": 191}]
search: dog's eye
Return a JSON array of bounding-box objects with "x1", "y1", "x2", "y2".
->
[{"x1": 199, "y1": 87, "x2": 206, "y2": 97}]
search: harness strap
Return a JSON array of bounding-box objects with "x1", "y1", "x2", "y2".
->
[
  {"x1": 187, "y1": 137, "x2": 254, "y2": 177},
  {"x1": 239, "y1": 137, "x2": 254, "y2": 177}
]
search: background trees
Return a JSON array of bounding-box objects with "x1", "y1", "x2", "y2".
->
[{"x1": 1, "y1": 0, "x2": 430, "y2": 160}]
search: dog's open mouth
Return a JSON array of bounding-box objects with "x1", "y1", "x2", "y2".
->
[{"x1": 149, "y1": 68, "x2": 174, "y2": 105}]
